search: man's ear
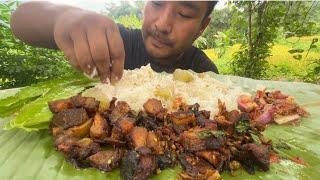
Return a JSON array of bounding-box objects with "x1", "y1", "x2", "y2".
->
[{"x1": 196, "y1": 16, "x2": 211, "y2": 38}]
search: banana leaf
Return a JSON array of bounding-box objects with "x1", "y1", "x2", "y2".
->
[
  {"x1": 0, "y1": 74, "x2": 97, "y2": 131},
  {"x1": 0, "y1": 74, "x2": 319, "y2": 179}
]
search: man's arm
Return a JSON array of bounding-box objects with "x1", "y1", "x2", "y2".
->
[
  {"x1": 10, "y1": 1, "x2": 125, "y2": 83},
  {"x1": 10, "y1": 1, "x2": 73, "y2": 49}
]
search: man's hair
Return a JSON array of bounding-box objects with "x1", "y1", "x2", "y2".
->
[{"x1": 205, "y1": 1, "x2": 218, "y2": 17}]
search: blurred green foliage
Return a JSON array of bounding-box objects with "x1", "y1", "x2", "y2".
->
[{"x1": 0, "y1": 1, "x2": 73, "y2": 89}]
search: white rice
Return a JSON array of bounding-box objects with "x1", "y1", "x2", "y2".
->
[{"x1": 82, "y1": 64, "x2": 246, "y2": 118}]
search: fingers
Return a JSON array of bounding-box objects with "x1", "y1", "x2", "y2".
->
[
  {"x1": 105, "y1": 23, "x2": 125, "y2": 84},
  {"x1": 86, "y1": 26, "x2": 111, "y2": 83},
  {"x1": 70, "y1": 27, "x2": 97, "y2": 78},
  {"x1": 54, "y1": 26, "x2": 81, "y2": 71}
]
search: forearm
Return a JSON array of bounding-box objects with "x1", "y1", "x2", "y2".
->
[{"x1": 10, "y1": 1, "x2": 79, "y2": 49}]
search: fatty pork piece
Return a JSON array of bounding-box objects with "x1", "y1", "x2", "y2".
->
[
  {"x1": 110, "y1": 101, "x2": 131, "y2": 123},
  {"x1": 63, "y1": 118, "x2": 93, "y2": 138},
  {"x1": 48, "y1": 98, "x2": 73, "y2": 113},
  {"x1": 120, "y1": 147, "x2": 157, "y2": 180},
  {"x1": 171, "y1": 111, "x2": 196, "y2": 134},
  {"x1": 52, "y1": 108, "x2": 89, "y2": 129},
  {"x1": 195, "y1": 150, "x2": 222, "y2": 168},
  {"x1": 90, "y1": 113, "x2": 110, "y2": 140},
  {"x1": 54, "y1": 136, "x2": 100, "y2": 167},
  {"x1": 179, "y1": 127, "x2": 226, "y2": 152},
  {"x1": 87, "y1": 149, "x2": 124, "y2": 171},
  {"x1": 179, "y1": 153, "x2": 220, "y2": 180},
  {"x1": 143, "y1": 98, "x2": 167, "y2": 120},
  {"x1": 70, "y1": 95, "x2": 99, "y2": 115},
  {"x1": 104, "y1": 117, "x2": 136, "y2": 146},
  {"x1": 146, "y1": 131, "x2": 164, "y2": 155},
  {"x1": 234, "y1": 143, "x2": 270, "y2": 174},
  {"x1": 128, "y1": 127, "x2": 148, "y2": 149}
]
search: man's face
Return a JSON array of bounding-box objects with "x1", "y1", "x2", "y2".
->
[{"x1": 142, "y1": 1, "x2": 210, "y2": 61}]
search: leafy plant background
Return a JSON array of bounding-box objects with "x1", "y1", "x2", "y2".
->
[{"x1": 0, "y1": 0, "x2": 320, "y2": 90}]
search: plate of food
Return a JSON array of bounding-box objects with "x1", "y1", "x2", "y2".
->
[{"x1": 0, "y1": 65, "x2": 319, "y2": 180}]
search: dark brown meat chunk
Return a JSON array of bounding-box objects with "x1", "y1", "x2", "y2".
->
[
  {"x1": 234, "y1": 143, "x2": 270, "y2": 174},
  {"x1": 68, "y1": 138, "x2": 101, "y2": 160},
  {"x1": 52, "y1": 108, "x2": 89, "y2": 129},
  {"x1": 137, "y1": 111, "x2": 163, "y2": 130},
  {"x1": 110, "y1": 101, "x2": 131, "y2": 123},
  {"x1": 90, "y1": 113, "x2": 110, "y2": 140},
  {"x1": 179, "y1": 153, "x2": 220, "y2": 180},
  {"x1": 156, "y1": 150, "x2": 176, "y2": 170},
  {"x1": 55, "y1": 136, "x2": 100, "y2": 168},
  {"x1": 179, "y1": 127, "x2": 226, "y2": 152},
  {"x1": 121, "y1": 147, "x2": 157, "y2": 180},
  {"x1": 87, "y1": 149, "x2": 124, "y2": 171},
  {"x1": 128, "y1": 127, "x2": 148, "y2": 149},
  {"x1": 71, "y1": 95, "x2": 99, "y2": 114},
  {"x1": 48, "y1": 99, "x2": 73, "y2": 113}
]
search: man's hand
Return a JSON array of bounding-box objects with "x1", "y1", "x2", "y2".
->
[
  {"x1": 10, "y1": 2, "x2": 125, "y2": 83},
  {"x1": 54, "y1": 10, "x2": 125, "y2": 83}
]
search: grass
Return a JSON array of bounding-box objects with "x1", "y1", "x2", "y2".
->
[{"x1": 203, "y1": 35, "x2": 320, "y2": 82}]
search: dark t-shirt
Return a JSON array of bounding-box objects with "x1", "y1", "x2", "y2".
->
[{"x1": 117, "y1": 24, "x2": 219, "y2": 74}]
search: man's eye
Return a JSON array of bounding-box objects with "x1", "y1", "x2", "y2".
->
[{"x1": 179, "y1": 13, "x2": 192, "y2": 19}]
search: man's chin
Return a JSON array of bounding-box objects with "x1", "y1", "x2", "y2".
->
[{"x1": 145, "y1": 43, "x2": 171, "y2": 59}]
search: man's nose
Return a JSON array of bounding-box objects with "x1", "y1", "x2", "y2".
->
[{"x1": 155, "y1": 7, "x2": 173, "y2": 34}]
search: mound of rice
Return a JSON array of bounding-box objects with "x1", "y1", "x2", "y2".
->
[{"x1": 82, "y1": 64, "x2": 246, "y2": 117}]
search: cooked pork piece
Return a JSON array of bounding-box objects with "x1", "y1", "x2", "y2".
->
[
  {"x1": 196, "y1": 150, "x2": 222, "y2": 168},
  {"x1": 68, "y1": 138, "x2": 101, "y2": 160},
  {"x1": 55, "y1": 136, "x2": 100, "y2": 168},
  {"x1": 52, "y1": 108, "x2": 89, "y2": 129},
  {"x1": 179, "y1": 127, "x2": 226, "y2": 152},
  {"x1": 48, "y1": 99, "x2": 73, "y2": 113},
  {"x1": 171, "y1": 111, "x2": 196, "y2": 134},
  {"x1": 90, "y1": 113, "x2": 110, "y2": 140},
  {"x1": 87, "y1": 149, "x2": 124, "y2": 171},
  {"x1": 120, "y1": 147, "x2": 157, "y2": 180},
  {"x1": 234, "y1": 143, "x2": 270, "y2": 174},
  {"x1": 137, "y1": 111, "x2": 163, "y2": 130},
  {"x1": 156, "y1": 150, "x2": 176, "y2": 170},
  {"x1": 146, "y1": 131, "x2": 164, "y2": 155},
  {"x1": 65, "y1": 118, "x2": 93, "y2": 138},
  {"x1": 115, "y1": 117, "x2": 136, "y2": 135},
  {"x1": 106, "y1": 117, "x2": 135, "y2": 145},
  {"x1": 171, "y1": 111, "x2": 196, "y2": 126},
  {"x1": 110, "y1": 101, "x2": 131, "y2": 123},
  {"x1": 143, "y1": 98, "x2": 167, "y2": 120},
  {"x1": 128, "y1": 127, "x2": 148, "y2": 149},
  {"x1": 71, "y1": 95, "x2": 99, "y2": 115},
  {"x1": 179, "y1": 153, "x2": 220, "y2": 180}
]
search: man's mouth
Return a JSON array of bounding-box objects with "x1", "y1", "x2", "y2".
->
[{"x1": 149, "y1": 32, "x2": 173, "y2": 48}]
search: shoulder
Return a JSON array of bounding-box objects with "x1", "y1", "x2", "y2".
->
[
  {"x1": 117, "y1": 23, "x2": 142, "y2": 42},
  {"x1": 188, "y1": 47, "x2": 219, "y2": 74}
]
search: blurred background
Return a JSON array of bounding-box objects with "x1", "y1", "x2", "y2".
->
[{"x1": 0, "y1": 0, "x2": 319, "y2": 89}]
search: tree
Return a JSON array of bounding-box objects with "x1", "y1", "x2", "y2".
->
[{"x1": 230, "y1": 1, "x2": 287, "y2": 79}]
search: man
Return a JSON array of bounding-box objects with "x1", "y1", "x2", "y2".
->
[{"x1": 10, "y1": 1, "x2": 218, "y2": 84}]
